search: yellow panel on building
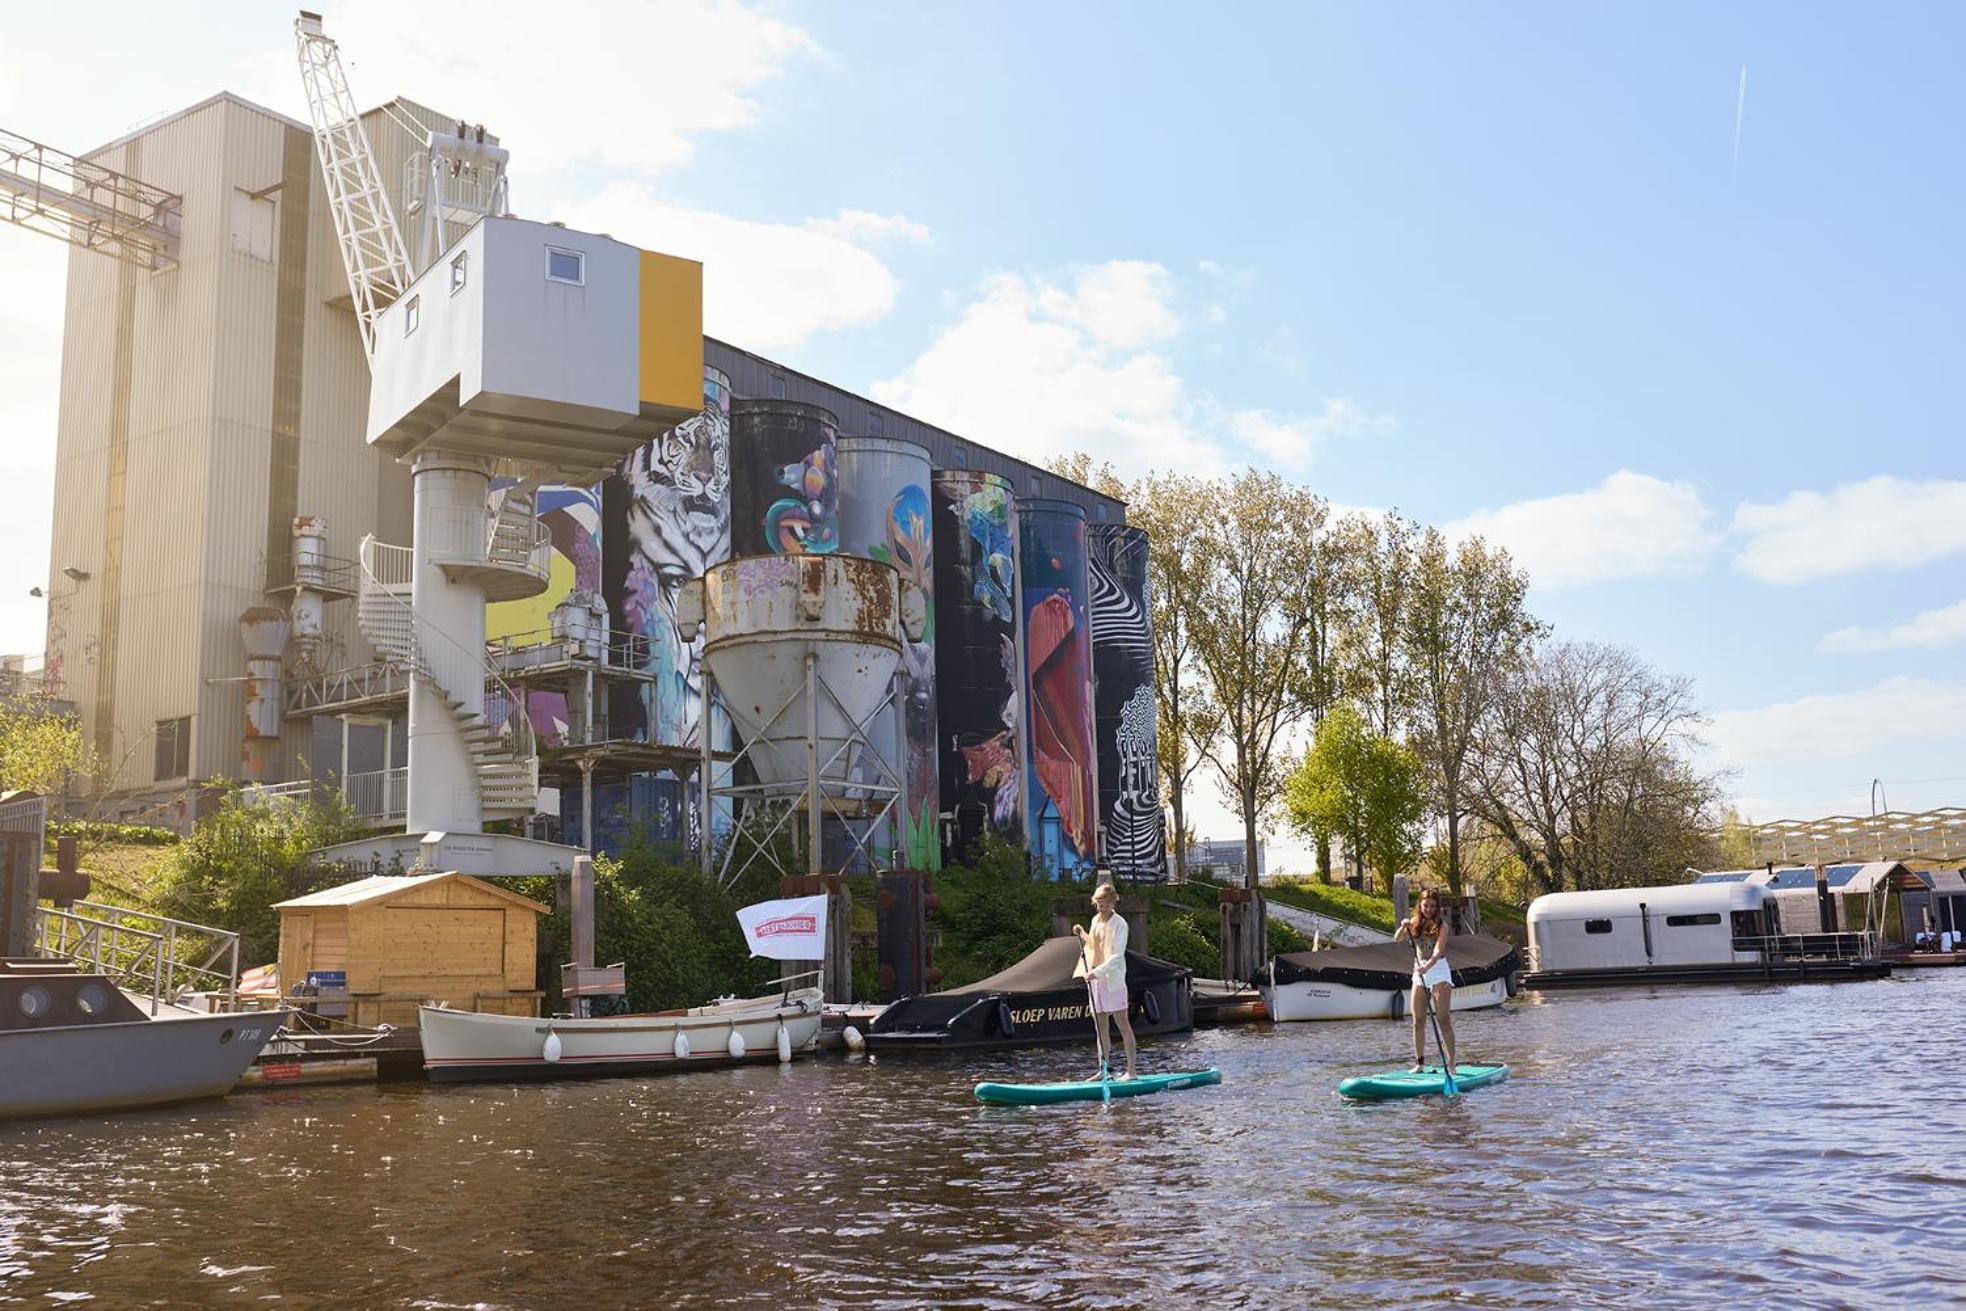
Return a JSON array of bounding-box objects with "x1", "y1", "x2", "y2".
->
[
  {"x1": 638, "y1": 250, "x2": 704, "y2": 423},
  {"x1": 274, "y1": 871, "x2": 547, "y2": 1028}
]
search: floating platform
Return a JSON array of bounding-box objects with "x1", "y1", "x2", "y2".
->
[
  {"x1": 237, "y1": 1027, "x2": 426, "y2": 1089},
  {"x1": 1520, "y1": 958, "x2": 1892, "y2": 988}
]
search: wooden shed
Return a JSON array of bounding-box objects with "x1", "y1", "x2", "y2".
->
[{"x1": 274, "y1": 872, "x2": 547, "y2": 1027}]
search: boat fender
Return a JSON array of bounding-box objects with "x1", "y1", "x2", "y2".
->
[
  {"x1": 674, "y1": 1031, "x2": 691, "y2": 1060},
  {"x1": 841, "y1": 1024, "x2": 865, "y2": 1054},
  {"x1": 1141, "y1": 990, "x2": 1162, "y2": 1024},
  {"x1": 1390, "y1": 990, "x2": 1407, "y2": 1021},
  {"x1": 777, "y1": 1023, "x2": 794, "y2": 1063},
  {"x1": 727, "y1": 1029, "x2": 746, "y2": 1059},
  {"x1": 542, "y1": 1029, "x2": 563, "y2": 1063},
  {"x1": 996, "y1": 1001, "x2": 1016, "y2": 1037}
]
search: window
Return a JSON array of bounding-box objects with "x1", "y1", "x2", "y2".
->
[
  {"x1": 546, "y1": 247, "x2": 585, "y2": 285},
  {"x1": 1583, "y1": 919, "x2": 1614, "y2": 935},
  {"x1": 1029, "y1": 475, "x2": 1045, "y2": 497},
  {"x1": 403, "y1": 295, "x2": 420, "y2": 336},
  {"x1": 868, "y1": 411, "x2": 884, "y2": 436},
  {"x1": 228, "y1": 188, "x2": 275, "y2": 261},
  {"x1": 1666, "y1": 912, "x2": 1721, "y2": 927},
  {"x1": 952, "y1": 447, "x2": 968, "y2": 470},
  {"x1": 768, "y1": 374, "x2": 787, "y2": 399},
  {"x1": 450, "y1": 252, "x2": 468, "y2": 294},
  {"x1": 154, "y1": 716, "x2": 190, "y2": 781}
]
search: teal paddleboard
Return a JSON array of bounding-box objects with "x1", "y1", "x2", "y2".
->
[
  {"x1": 1337, "y1": 1063, "x2": 1509, "y2": 1101},
  {"x1": 974, "y1": 1068, "x2": 1222, "y2": 1106}
]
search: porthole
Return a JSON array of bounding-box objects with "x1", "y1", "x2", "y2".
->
[
  {"x1": 17, "y1": 986, "x2": 51, "y2": 1019},
  {"x1": 75, "y1": 982, "x2": 109, "y2": 1017},
  {"x1": 219, "y1": 1028, "x2": 237, "y2": 1045}
]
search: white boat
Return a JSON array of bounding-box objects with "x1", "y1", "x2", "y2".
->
[
  {"x1": 1260, "y1": 937, "x2": 1519, "y2": 1022},
  {"x1": 419, "y1": 987, "x2": 825, "y2": 1082}
]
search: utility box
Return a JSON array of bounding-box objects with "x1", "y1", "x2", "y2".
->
[{"x1": 275, "y1": 871, "x2": 547, "y2": 1027}]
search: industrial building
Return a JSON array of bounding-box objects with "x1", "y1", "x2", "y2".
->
[{"x1": 13, "y1": 27, "x2": 1165, "y2": 881}]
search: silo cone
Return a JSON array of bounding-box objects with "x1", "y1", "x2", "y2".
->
[
  {"x1": 1090, "y1": 523, "x2": 1164, "y2": 880},
  {"x1": 838, "y1": 436, "x2": 938, "y2": 870},
  {"x1": 729, "y1": 400, "x2": 841, "y2": 558},
  {"x1": 931, "y1": 471, "x2": 1023, "y2": 864},
  {"x1": 1020, "y1": 499, "x2": 1098, "y2": 879}
]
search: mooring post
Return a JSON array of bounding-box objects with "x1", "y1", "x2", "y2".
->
[
  {"x1": 570, "y1": 854, "x2": 595, "y2": 1019},
  {"x1": 1392, "y1": 873, "x2": 1410, "y2": 929}
]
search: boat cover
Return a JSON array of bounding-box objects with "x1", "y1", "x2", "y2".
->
[
  {"x1": 1269, "y1": 934, "x2": 1519, "y2": 990},
  {"x1": 872, "y1": 935, "x2": 1190, "y2": 1033}
]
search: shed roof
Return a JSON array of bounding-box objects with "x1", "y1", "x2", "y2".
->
[{"x1": 274, "y1": 871, "x2": 549, "y2": 914}]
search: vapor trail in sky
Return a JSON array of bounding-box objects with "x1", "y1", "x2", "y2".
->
[{"x1": 1732, "y1": 65, "x2": 1748, "y2": 182}]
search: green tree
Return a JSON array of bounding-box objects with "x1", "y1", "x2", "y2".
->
[
  {"x1": 1336, "y1": 511, "x2": 1420, "y2": 738},
  {"x1": 1283, "y1": 704, "x2": 1426, "y2": 893},
  {"x1": 1403, "y1": 529, "x2": 1539, "y2": 897}
]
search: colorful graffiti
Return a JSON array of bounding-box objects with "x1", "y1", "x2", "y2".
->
[
  {"x1": 485, "y1": 482, "x2": 602, "y2": 745},
  {"x1": 1021, "y1": 501, "x2": 1098, "y2": 878},
  {"x1": 933, "y1": 472, "x2": 1021, "y2": 860},
  {"x1": 1090, "y1": 524, "x2": 1164, "y2": 879},
  {"x1": 732, "y1": 400, "x2": 841, "y2": 559},
  {"x1": 605, "y1": 367, "x2": 732, "y2": 749}
]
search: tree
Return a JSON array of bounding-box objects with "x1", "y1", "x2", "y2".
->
[
  {"x1": 1469, "y1": 641, "x2": 1726, "y2": 894},
  {"x1": 1403, "y1": 529, "x2": 1538, "y2": 897},
  {"x1": 1187, "y1": 471, "x2": 1330, "y2": 889},
  {"x1": 1336, "y1": 511, "x2": 1419, "y2": 737},
  {"x1": 1283, "y1": 703, "x2": 1426, "y2": 893},
  {"x1": 0, "y1": 694, "x2": 96, "y2": 797}
]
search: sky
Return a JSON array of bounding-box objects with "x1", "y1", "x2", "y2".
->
[{"x1": 2, "y1": 2, "x2": 1961, "y2": 871}]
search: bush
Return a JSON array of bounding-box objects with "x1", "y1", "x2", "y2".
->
[
  {"x1": 1150, "y1": 911, "x2": 1221, "y2": 979},
  {"x1": 1266, "y1": 915, "x2": 1313, "y2": 956},
  {"x1": 49, "y1": 819, "x2": 180, "y2": 848},
  {"x1": 929, "y1": 832, "x2": 1058, "y2": 988}
]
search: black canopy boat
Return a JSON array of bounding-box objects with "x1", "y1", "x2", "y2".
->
[
  {"x1": 865, "y1": 935, "x2": 1194, "y2": 1051},
  {"x1": 1260, "y1": 935, "x2": 1520, "y2": 1022}
]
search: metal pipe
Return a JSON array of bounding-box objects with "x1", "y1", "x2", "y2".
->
[
  {"x1": 806, "y1": 653, "x2": 820, "y2": 875},
  {"x1": 699, "y1": 672, "x2": 715, "y2": 876}
]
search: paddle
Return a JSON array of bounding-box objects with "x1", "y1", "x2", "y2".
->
[
  {"x1": 1078, "y1": 935, "x2": 1111, "y2": 1103},
  {"x1": 1410, "y1": 932, "x2": 1458, "y2": 1097}
]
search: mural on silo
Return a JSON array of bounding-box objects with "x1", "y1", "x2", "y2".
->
[
  {"x1": 839, "y1": 438, "x2": 939, "y2": 869},
  {"x1": 1090, "y1": 524, "x2": 1165, "y2": 880},
  {"x1": 933, "y1": 471, "x2": 1020, "y2": 860},
  {"x1": 604, "y1": 365, "x2": 732, "y2": 749},
  {"x1": 486, "y1": 482, "x2": 603, "y2": 745},
  {"x1": 730, "y1": 400, "x2": 840, "y2": 557},
  {"x1": 1021, "y1": 500, "x2": 1099, "y2": 878}
]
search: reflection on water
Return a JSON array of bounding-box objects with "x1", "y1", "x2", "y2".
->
[{"x1": 1, "y1": 971, "x2": 1959, "y2": 1309}]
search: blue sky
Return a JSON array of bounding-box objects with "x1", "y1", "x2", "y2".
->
[{"x1": 2, "y1": 2, "x2": 1961, "y2": 861}]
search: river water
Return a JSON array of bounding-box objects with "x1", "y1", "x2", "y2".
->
[{"x1": 2, "y1": 970, "x2": 1958, "y2": 1310}]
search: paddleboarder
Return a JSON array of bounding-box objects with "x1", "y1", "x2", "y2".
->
[
  {"x1": 1393, "y1": 886, "x2": 1456, "y2": 1073},
  {"x1": 1073, "y1": 882, "x2": 1136, "y2": 1082}
]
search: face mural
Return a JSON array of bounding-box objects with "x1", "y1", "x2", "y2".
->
[
  {"x1": 933, "y1": 472, "x2": 1022, "y2": 857},
  {"x1": 608, "y1": 367, "x2": 732, "y2": 748},
  {"x1": 733, "y1": 400, "x2": 842, "y2": 559},
  {"x1": 1021, "y1": 503, "x2": 1098, "y2": 877},
  {"x1": 867, "y1": 479, "x2": 938, "y2": 868},
  {"x1": 767, "y1": 440, "x2": 840, "y2": 554},
  {"x1": 1090, "y1": 524, "x2": 1165, "y2": 879}
]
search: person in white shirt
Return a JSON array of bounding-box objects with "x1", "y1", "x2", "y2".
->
[{"x1": 1073, "y1": 882, "x2": 1136, "y2": 1081}]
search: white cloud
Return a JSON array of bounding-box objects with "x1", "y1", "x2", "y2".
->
[
  {"x1": 805, "y1": 209, "x2": 930, "y2": 246},
  {"x1": 231, "y1": 0, "x2": 818, "y2": 180},
  {"x1": 1707, "y1": 676, "x2": 1966, "y2": 766},
  {"x1": 1821, "y1": 598, "x2": 1966, "y2": 654},
  {"x1": 561, "y1": 183, "x2": 903, "y2": 349},
  {"x1": 1445, "y1": 470, "x2": 1720, "y2": 588},
  {"x1": 871, "y1": 262, "x2": 1387, "y2": 477},
  {"x1": 1731, "y1": 476, "x2": 1966, "y2": 584}
]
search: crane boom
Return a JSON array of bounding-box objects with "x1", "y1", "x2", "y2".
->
[
  {"x1": 294, "y1": 9, "x2": 412, "y2": 354},
  {"x1": 0, "y1": 126, "x2": 180, "y2": 270}
]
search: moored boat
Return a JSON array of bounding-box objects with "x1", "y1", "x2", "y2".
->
[
  {"x1": 865, "y1": 936, "x2": 1193, "y2": 1052},
  {"x1": 1262, "y1": 936, "x2": 1519, "y2": 1022},
  {"x1": 420, "y1": 986, "x2": 824, "y2": 1082},
  {"x1": 1, "y1": 959, "x2": 289, "y2": 1120}
]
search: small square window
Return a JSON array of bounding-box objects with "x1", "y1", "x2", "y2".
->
[
  {"x1": 403, "y1": 295, "x2": 420, "y2": 336},
  {"x1": 868, "y1": 411, "x2": 884, "y2": 436},
  {"x1": 1030, "y1": 475, "x2": 1045, "y2": 497},
  {"x1": 450, "y1": 252, "x2": 468, "y2": 294},
  {"x1": 546, "y1": 247, "x2": 585, "y2": 285},
  {"x1": 768, "y1": 375, "x2": 787, "y2": 399},
  {"x1": 952, "y1": 448, "x2": 968, "y2": 470}
]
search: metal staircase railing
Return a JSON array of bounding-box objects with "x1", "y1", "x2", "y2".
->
[{"x1": 357, "y1": 534, "x2": 539, "y2": 820}]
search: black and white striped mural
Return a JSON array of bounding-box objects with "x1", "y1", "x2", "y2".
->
[{"x1": 1089, "y1": 524, "x2": 1165, "y2": 880}]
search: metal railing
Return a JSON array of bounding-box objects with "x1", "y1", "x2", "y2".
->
[
  {"x1": 487, "y1": 626, "x2": 652, "y2": 673},
  {"x1": 36, "y1": 901, "x2": 240, "y2": 1015},
  {"x1": 249, "y1": 767, "x2": 407, "y2": 825},
  {"x1": 285, "y1": 660, "x2": 413, "y2": 714}
]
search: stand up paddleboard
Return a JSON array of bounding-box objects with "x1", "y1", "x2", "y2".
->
[
  {"x1": 1337, "y1": 1063, "x2": 1508, "y2": 1101},
  {"x1": 974, "y1": 1068, "x2": 1222, "y2": 1106}
]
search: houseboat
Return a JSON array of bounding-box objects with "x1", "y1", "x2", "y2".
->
[{"x1": 1520, "y1": 881, "x2": 1891, "y2": 988}]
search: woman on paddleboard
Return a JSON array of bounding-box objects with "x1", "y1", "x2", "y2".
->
[
  {"x1": 1393, "y1": 886, "x2": 1456, "y2": 1072},
  {"x1": 1073, "y1": 883, "x2": 1136, "y2": 1082}
]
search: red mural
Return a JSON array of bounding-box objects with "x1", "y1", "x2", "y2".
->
[{"x1": 1025, "y1": 590, "x2": 1097, "y2": 858}]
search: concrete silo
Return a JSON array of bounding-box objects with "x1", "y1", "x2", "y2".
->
[
  {"x1": 1089, "y1": 523, "x2": 1164, "y2": 880},
  {"x1": 1019, "y1": 499, "x2": 1098, "y2": 879}
]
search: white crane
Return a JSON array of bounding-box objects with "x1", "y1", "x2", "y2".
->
[{"x1": 293, "y1": 10, "x2": 413, "y2": 353}]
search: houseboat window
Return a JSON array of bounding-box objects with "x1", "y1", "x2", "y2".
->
[
  {"x1": 17, "y1": 985, "x2": 50, "y2": 1019},
  {"x1": 1665, "y1": 913, "x2": 1721, "y2": 927},
  {"x1": 75, "y1": 982, "x2": 108, "y2": 1016},
  {"x1": 1584, "y1": 919, "x2": 1614, "y2": 934}
]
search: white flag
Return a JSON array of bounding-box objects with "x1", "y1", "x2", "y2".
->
[{"x1": 735, "y1": 895, "x2": 829, "y2": 961}]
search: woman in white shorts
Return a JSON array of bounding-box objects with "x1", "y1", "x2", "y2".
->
[
  {"x1": 1393, "y1": 886, "x2": 1455, "y2": 1072},
  {"x1": 1074, "y1": 882, "x2": 1136, "y2": 1082}
]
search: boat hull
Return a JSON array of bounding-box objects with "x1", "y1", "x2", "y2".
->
[
  {"x1": 1262, "y1": 974, "x2": 1508, "y2": 1022},
  {"x1": 1520, "y1": 959, "x2": 1892, "y2": 988},
  {"x1": 0, "y1": 1010, "x2": 289, "y2": 1120},
  {"x1": 420, "y1": 989, "x2": 824, "y2": 1082}
]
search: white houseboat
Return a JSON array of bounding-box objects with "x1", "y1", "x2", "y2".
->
[{"x1": 1520, "y1": 882, "x2": 1891, "y2": 988}]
